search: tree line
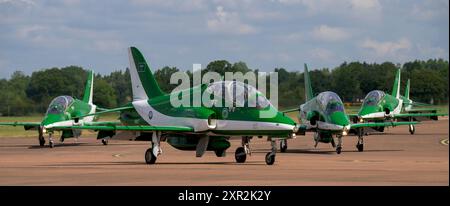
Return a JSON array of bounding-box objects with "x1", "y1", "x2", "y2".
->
[{"x1": 0, "y1": 59, "x2": 448, "y2": 116}]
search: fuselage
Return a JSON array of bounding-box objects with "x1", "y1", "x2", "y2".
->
[
  {"x1": 43, "y1": 95, "x2": 97, "y2": 132},
  {"x1": 298, "y1": 91, "x2": 351, "y2": 133},
  {"x1": 118, "y1": 81, "x2": 297, "y2": 138},
  {"x1": 358, "y1": 90, "x2": 403, "y2": 120}
]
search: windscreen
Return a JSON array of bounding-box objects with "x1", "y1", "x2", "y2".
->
[
  {"x1": 46, "y1": 96, "x2": 73, "y2": 114},
  {"x1": 363, "y1": 90, "x2": 385, "y2": 106}
]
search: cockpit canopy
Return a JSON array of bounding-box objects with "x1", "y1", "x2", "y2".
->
[
  {"x1": 317, "y1": 91, "x2": 345, "y2": 115},
  {"x1": 363, "y1": 90, "x2": 385, "y2": 106},
  {"x1": 46, "y1": 96, "x2": 74, "y2": 115},
  {"x1": 205, "y1": 81, "x2": 271, "y2": 109}
]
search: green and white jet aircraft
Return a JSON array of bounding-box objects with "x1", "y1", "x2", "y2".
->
[
  {"x1": 0, "y1": 70, "x2": 105, "y2": 148},
  {"x1": 350, "y1": 68, "x2": 447, "y2": 135},
  {"x1": 51, "y1": 47, "x2": 299, "y2": 165},
  {"x1": 281, "y1": 64, "x2": 417, "y2": 154},
  {"x1": 399, "y1": 78, "x2": 444, "y2": 124}
]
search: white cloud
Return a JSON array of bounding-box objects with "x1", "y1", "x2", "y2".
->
[
  {"x1": 207, "y1": 6, "x2": 257, "y2": 35},
  {"x1": 0, "y1": 0, "x2": 36, "y2": 7},
  {"x1": 310, "y1": 48, "x2": 335, "y2": 61},
  {"x1": 411, "y1": 0, "x2": 449, "y2": 21},
  {"x1": 349, "y1": 0, "x2": 381, "y2": 10},
  {"x1": 15, "y1": 25, "x2": 125, "y2": 53},
  {"x1": 283, "y1": 32, "x2": 304, "y2": 42},
  {"x1": 312, "y1": 25, "x2": 350, "y2": 42},
  {"x1": 16, "y1": 25, "x2": 45, "y2": 39},
  {"x1": 130, "y1": 0, "x2": 207, "y2": 11},
  {"x1": 417, "y1": 44, "x2": 449, "y2": 60},
  {"x1": 361, "y1": 38, "x2": 412, "y2": 56},
  {"x1": 274, "y1": 0, "x2": 382, "y2": 17}
]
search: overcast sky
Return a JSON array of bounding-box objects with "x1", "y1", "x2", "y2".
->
[{"x1": 0, "y1": 0, "x2": 448, "y2": 78}]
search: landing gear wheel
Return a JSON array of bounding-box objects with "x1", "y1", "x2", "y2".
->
[
  {"x1": 145, "y1": 148, "x2": 157, "y2": 164},
  {"x1": 409, "y1": 124, "x2": 415, "y2": 135},
  {"x1": 356, "y1": 143, "x2": 364, "y2": 152},
  {"x1": 39, "y1": 137, "x2": 45, "y2": 147},
  {"x1": 280, "y1": 140, "x2": 287, "y2": 153},
  {"x1": 235, "y1": 147, "x2": 247, "y2": 163},
  {"x1": 215, "y1": 149, "x2": 226, "y2": 157},
  {"x1": 60, "y1": 137, "x2": 64, "y2": 143},
  {"x1": 49, "y1": 141, "x2": 54, "y2": 148},
  {"x1": 265, "y1": 152, "x2": 275, "y2": 165},
  {"x1": 102, "y1": 139, "x2": 109, "y2": 145},
  {"x1": 336, "y1": 146, "x2": 342, "y2": 154}
]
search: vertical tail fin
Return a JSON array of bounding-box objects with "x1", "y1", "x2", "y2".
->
[
  {"x1": 404, "y1": 79, "x2": 410, "y2": 100},
  {"x1": 304, "y1": 64, "x2": 314, "y2": 101},
  {"x1": 128, "y1": 47, "x2": 165, "y2": 101},
  {"x1": 82, "y1": 70, "x2": 94, "y2": 104},
  {"x1": 391, "y1": 68, "x2": 401, "y2": 98}
]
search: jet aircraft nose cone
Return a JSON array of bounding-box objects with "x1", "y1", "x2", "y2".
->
[
  {"x1": 330, "y1": 111, "x2": 350, "y2": 126},
  {"x1": 358, "y1": 105, "x2": 381, "y2": 117},
  {"x1": 42, "y1": 114, "x2": 65, "y2": 127}
]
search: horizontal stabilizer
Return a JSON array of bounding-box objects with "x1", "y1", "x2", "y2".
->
[
  {"x1": 51, "y1": 124, "x2": 194, "y2": 132},
  {"x1": 394, "y1": 113, "x2": 448, "y2": 118},
  {"x1": 73, "y1": 105, "x2": 134, "y2": 119},
  {"x1": 281, "y1": 108, "x2": 300, "y2": 113},
  {"x1": 350, "y1": 121, "x2": 418, "y2": 129}
]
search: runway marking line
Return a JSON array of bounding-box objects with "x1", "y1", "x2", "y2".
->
[
  {"x1": 112, "y1": 154, "x2": 123, "y2": 157},
  {"x1": 441, "y1": 139, "x2": 448, "y2": 146}
]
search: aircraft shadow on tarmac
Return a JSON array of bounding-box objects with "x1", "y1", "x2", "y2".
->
[
  {"x1": 27, "y1": 143, "x2": 97, "y2": 149},
  {"x1": 26, "y1": 142, "x2": 144, "y2": 149},
  {"x1": 353, "y1": 132, "x2": 448, "y2": 136},
  {"x1": 41, "y1": 161, "x2": 266, "y2": 167},
  {"x1": 252, "y1": 149, "x2": 404, "y2": 155}
]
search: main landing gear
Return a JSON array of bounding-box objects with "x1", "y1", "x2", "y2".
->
[
  {"x1": 356, "y1": 128, "x2": 364, "y2": 152},
  {"x1": 145, "y1": 132, "x2": 162, "y2": 164},
  {"x1": 38, "y1": 126, "x2": 45, "y2": 147},
  {"x1": 235, "y1": 136, "x2": 251, "y2": 163},
  {"x1": 335, "y1": 134, "x2": 343, "y2": 154},
  {"x1": 280, "y1": 139, "x2": 288, "y2": 153},
  {"x1": 102, "y1": 138, "x2": 109, "y2": 145},
  {"x1": 49, "y1": 133, "x2": 55, "y2": 148},
  {"x1": 233, "y1": 136, "x2": 277, "y2": 165},
  {"x1": 409, "y1": 124, "x2": 415, "y2": 135},
  {"x1": 265, "y1": 140, "x2": 277, "y2": 165}
]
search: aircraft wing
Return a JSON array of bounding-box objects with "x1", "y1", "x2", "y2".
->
[
  {"x1": 350, "y1": 121, "x2": 418, "y2": 129},
  {"x1": 403, "y1": 101, "x2": 434, "y2": 107},
  {"x1": 50, "y1": 124, "x2": 194, "y2": 132},
  {"x1": 393, "y1": 113, "x2": 448, "y2": 118},
  {"x1": 74, "y1": 105, "x2": 134, "y2": 119},
  {"x1": 281, "y1": 108, "x2": 300, "y2": 113},
  {"x1": 96, "y1": 107, "x2": 111, "y2": 112},
  {"x1": 0, "y1": 122, "x2": 41, "y2": 130},
  {"x1": 405, "y1": 108, "x2": 438, "y2": 112}
]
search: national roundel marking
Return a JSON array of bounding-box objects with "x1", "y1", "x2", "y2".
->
[
  {"x1": 222, "y1": 108, "x2": 229, "y2": 119},
  {"x1": 148, "y1": 111, "x2": 153, "y2": 120}
]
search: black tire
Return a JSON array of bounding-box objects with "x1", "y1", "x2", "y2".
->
[
  {"x1": 60, "y1": 137, "x2": 64, "y2": 143},
  {"x1": 356, "y1": 143, "x2": 364, "y2": 152},
  {"x1": 102, "y1": 139, "x2": 109, "y2": 145},
  {"x1": 280, "y1": 140, "x2": 287, "y2": 153},
  {"x1": 336, "y1": 146, "x2": 342, "y2": 154},
  {"x1": 39, "y1": 137, "x2": 45, "y2": 147},
  {"x1": 215, "y1": 149, "x2": 226, "y2": 157},
  {"x1": 409, "y1": 124, "x2": 415, "y2": 135},
  {"x1": 265, "y1": 152, "x2": 275, "y2": 165},
  {"x1": 145, "y1": 148, "x2": 157, "y2": 164},
  {"x1": 49, "y1": 141, "x2": 54, "y2": 148},
  {"x1": 235, "y1": 147, "x2": 247, "y2": 163}
]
